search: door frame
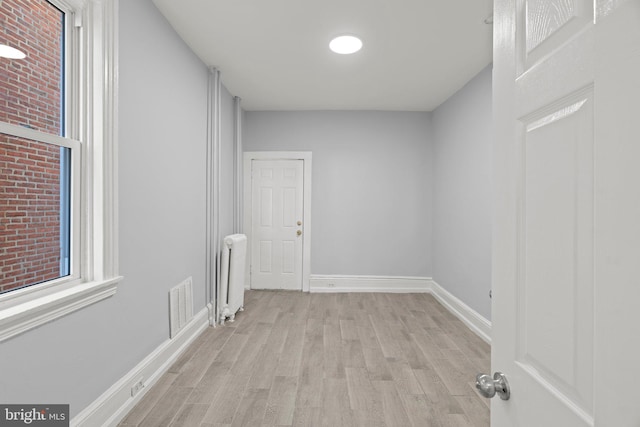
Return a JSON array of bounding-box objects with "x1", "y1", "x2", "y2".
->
[{"x1": 243, "y1": 151, "x2": 312, "y2": 291}]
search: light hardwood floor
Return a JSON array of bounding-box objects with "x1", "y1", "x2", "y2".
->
[{"x1": 119, "y1": 291, "x2": 490, "y2": 427}]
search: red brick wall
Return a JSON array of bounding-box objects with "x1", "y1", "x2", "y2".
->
[{"x1": 0, "y1": 0, "x2": 64, "y2": 292}]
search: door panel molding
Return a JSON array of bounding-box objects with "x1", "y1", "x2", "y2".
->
[{"x1": 243, "y1": 152, "x2": 312, "y2": 291}]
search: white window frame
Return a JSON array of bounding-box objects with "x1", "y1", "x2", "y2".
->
[{"x1": 0, "y1": 0, "x2": 121, "y2": 342}]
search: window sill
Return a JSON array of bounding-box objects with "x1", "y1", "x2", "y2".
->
[{"x1": 0, "y1": 276, "x2": 122, "y2": 342}]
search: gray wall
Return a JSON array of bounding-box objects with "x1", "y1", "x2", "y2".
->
[
  {"x1": 432, "y1": 65, "x2": 493, "y2": 320},
  {"x1": 0, "y1": 0, "x2": 235, "y2": 417},
  {"x1": 244, "y1": 111, "x2": 433, "y2": 277},
  {"x1": 220, "y1": 85, "x2": 236, "y2": 239}
]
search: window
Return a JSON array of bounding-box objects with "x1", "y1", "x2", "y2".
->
[
  {"x1": 0, "y1": 0, "x2": 120, "y2": 341},
  {"x1": 0, "y1": 136, "x2": 75, "y2": 292},
  {"x1": 0, "y1": 0, "x2": 74, "y2": 293}
]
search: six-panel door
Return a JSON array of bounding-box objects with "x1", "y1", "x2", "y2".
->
[
  {"x1": 493, "y1": 0, "x2": 640, "y2": 425},
  {"x1": 250, "y1": 159, "x2": 304, "y2": 290}
]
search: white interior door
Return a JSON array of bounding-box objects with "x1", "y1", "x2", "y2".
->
[
  {"x1": 250, "y1": 159, "x2": 304, "y2": 290},
  {"x1": 492, "y1": 0, "x2": 640, "y2": 425}
]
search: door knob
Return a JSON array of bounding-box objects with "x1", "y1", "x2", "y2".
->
[
  {"x1": 297, "y1": 221, "x2": 302, "y2": 226},
  {"x1": 297, "y1": 230, "x2": 302, "y2": 236},
  {"x1": 475, "y1": 372, "x2": 510, "y2": 400}
]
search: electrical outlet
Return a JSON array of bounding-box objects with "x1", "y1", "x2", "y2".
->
[
  {"x1": 130, "y1": 377, "x2": 145, "y2": 397},
  {"x1": 327, "y1": 282, "x2": 335, "y2": 288}
]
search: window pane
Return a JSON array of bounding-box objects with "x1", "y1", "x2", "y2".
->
[
  {"x1": 0, "y1": 0, "x2": 64, "y2": 135},
  {"x1": 0, "y1": 133, "x2": 71, "y2": 293}
]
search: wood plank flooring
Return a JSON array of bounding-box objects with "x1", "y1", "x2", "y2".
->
[{"x1": 119, "y1": 291, "x2": 490, "y2": 427}]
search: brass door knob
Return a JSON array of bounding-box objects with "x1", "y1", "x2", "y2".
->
[{"x1": 297, "y1": 230, "x2": 302, "y2": 236}]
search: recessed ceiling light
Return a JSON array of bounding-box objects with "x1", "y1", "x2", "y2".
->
[
  {"x1": 329, "y1": 35, "x2": 363, "y2": 55},
  {"x1": 0, "y1": 44, "x2": 26, "y2": 59}
]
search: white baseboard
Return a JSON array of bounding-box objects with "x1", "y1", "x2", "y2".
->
[
  {"x1": 429, "y1": 280, "x2": 491, "y2": 344},
  {"x1": 309, "y1": 274, "x2": 491, "y2": 344},
  {"x1": 309, "y1": 275, "x2": 432, "y2": 293},
  {"x1": 71, "y1": 308, "x2": 210, "y2": 427}
]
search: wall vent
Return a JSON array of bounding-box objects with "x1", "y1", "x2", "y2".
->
[{"x1": 169, "y1": 277, "x2": 194, "y2": 338}]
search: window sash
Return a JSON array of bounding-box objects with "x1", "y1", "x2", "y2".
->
[{"x1": 0, "y1": 124, "x2": 83, "y2": 296}]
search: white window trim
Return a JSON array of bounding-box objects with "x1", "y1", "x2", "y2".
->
[{"x1": 0, "y1": 0, "x2": 121, "y2": 342}]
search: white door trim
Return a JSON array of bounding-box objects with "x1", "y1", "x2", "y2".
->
[{"x1": 243, "y1": 151, "x2": 312, "y2": 292}]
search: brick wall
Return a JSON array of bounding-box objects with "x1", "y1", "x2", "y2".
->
[{"x1": 0, "y1": 0, "x2": 64, "y2": 292}]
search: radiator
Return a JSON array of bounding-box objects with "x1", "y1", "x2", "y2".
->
[{"x1": 219, "y1": 234, "x2": 247, "y2": 324}]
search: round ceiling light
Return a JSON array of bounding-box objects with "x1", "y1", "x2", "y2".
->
[
  {"x1": 0, "y1": 44, "x2": 26, "y2": 59},
  {"x1": 329, "y1": 35, "x2": 362, "y2": 55}
]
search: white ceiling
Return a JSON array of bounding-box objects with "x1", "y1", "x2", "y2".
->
[{"x1": 151, "y1": 0, "x2": 493, "y2": 112}]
